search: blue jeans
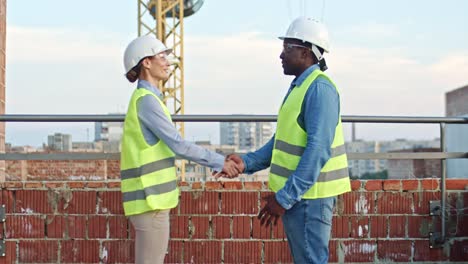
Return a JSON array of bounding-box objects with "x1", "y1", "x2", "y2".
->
[{"x1": 282, "y1": 197, "x2": 336, "y2": 264}]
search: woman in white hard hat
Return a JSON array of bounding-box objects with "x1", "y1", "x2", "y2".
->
[{"x1": 120, "y1": 35, "x2": 239, "y2": 264}]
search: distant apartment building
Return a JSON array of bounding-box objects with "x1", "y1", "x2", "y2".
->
[
  {"x1": 48, "y1": 133, "x2": 72, "y2": 151},
  {"x1": 445, "y1": 84, "x2": 468, "y2": 178},
  {"x1": 95, "y1": 119, "x2": 124, "y2": 152},
  {"x1": 346, "y1": 138, "x2": 440, "y2": 178},
  {"x1": 220, "y1": 122, "x2": 273, "y2": 151},
  {"x1": 387, "y1": 148, "x2": 441, "y2": 179},
  {"x1": 95, "y1": 120, "x2": 123, "y2": 142}
]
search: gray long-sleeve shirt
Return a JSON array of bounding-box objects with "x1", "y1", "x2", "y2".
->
[{"x1": 136, "y1": 80, "x2": 224, "y2": 171}]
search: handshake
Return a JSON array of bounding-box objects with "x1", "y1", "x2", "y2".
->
[{"x1": 212, "y1": 154, "x2": 245, "y2": 179}]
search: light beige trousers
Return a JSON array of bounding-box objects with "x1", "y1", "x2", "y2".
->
[{"x1": 129, "y1": 210, "x2": 170, "y2": 264}]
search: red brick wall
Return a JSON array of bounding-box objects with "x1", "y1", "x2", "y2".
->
[{"x1": 0, "y1": 179, "x2": 467, "y2": 263}]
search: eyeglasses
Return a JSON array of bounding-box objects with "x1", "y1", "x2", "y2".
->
[
  {"x1": 282, "y1": 43, "x2": 311, "y2": 53},
  {"x1": 153, "y1": 53, "x2": 169, "y2": 60}
]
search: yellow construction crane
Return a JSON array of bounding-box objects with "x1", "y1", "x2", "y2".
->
[{"x1": 137, "y1": 0, "x2": 204, "y2": 180}]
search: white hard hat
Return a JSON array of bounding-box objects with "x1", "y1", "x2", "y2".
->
[
  {"x1": 279, "y1": 17, "x2": 330, "y2": 56},
  {"x1": 123, "y1": 35, "x2": 172, "y2": 73}
]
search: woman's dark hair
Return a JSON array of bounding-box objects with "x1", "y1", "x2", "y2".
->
[{"x1": 126, "y1": 65, "x2": 141, "y2": 83}]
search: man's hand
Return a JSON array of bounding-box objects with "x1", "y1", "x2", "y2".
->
[
  {"x1": 226, "y1": 154, "x2": 245, "y2": 172},
  {"x1": 213, "y1": 159, "x2": 241, "y2": 179},
  {"x1": 258, "y1": 194, "x2": 286, "y2": 227},
  {"x1": 212, "y1": 154, "x2": 245, "y2": 179}
]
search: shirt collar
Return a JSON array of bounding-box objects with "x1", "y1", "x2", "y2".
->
[
  {"x1": 291, "y1": 64, "x2": 320, "y2": 88},
  {"x1": 137, "y1": 80, "x2": 163, "y2": 99}
]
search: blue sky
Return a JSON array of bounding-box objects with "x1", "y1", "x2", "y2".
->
[{"x1": 5, "y1": 0, "x2": 468, "y2": 146}]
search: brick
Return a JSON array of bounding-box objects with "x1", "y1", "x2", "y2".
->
[
  {"x1": 350, "y1": 216, "x2": 369, "y2": 238},
  {"x1": 109, "y1": 216, "x2": 128, "y2": 239},
  {"x1": 67, "y1": 215, "x2": 87, "y2": 239},
  {"x1": 0, "y1": 241, "x2": 17, "y2": 264},
  {"x1": 191, "y1": 182, "x2": 202, "y2": 189},
  {"x1": 24, "y1": 182, "x2": 42, "y2": 188},
  {"x1": 252, "y1": 215, "x2": 272, "y2": 239},
  {"x1": 88, "y1": 215, "x2": 107, "y2": 239},
  {"x1": 57, "y1": 191, "x2": 97, "y2": 214},
  {"x1": 0, "y1": 190, "x2": 14, "y2": 213},
  {"x1": 99, "y1": 191, "x2": 123, "y2": 214},
  {"x1": 205, "y1": 181, "x2": 222, "y2": 190},
  {"x1": 370, "y1": 216, "x2": 386, "y2": 238},
  {"x1": 329, "y1": 240, "x2": 338, "y2": 263},
  {"x1": 44, "y1": 182, "x2": 65, "y2": 189},
  {"x1": 413, "y1": 240, "x2": 449, "y2": 261},
  {"x1": 61, "y1": 240, "x2": 100, "y2": 263},
  {"x1": 129, "y1": 222, "x2": 135, "y2": 239},
  {"x1": 341, "y1": 240, "x2": 376, "y2": 262},
  {"x1": 388, "y1": 216, "x2": 406, "y2": 238},
  {"x1": 408, "y1": 216, "x2": 431, "y2": 238},
  {"x1": 166, "y1": 240, "x2": 183, "y2": 264},
  {"x1": 233, "y1": 216, "x2": 251, "y2": 239},
  {"x1": 402, "y1": 179, "x2": 419, "y2": 191},
  {"x1": 421, "y1": 179, "x2": 439, "y2": 190},
  {"x1": 102, "y1": 240, "x2": 134, "y2": 263},
  {"x1": 377, "y1": 240, "x2": 411, "y2": 262},
  {"x1": 191, "y1": 216, "x2": 209, "y2": 239},
  {"x1": 18, "y1": 240, "x2": 58, "y2": 263},
  {"x1": 365, "y1": 180, "x2": 382, "y2": 191},
  {"x1": 178, "y1": 181, "x2": 189, "y2": 187},
  {"x1": 46, "y1": 215, "x2": 66, "y2": 238},
  {"x1": 450, "y1": 240, "x2": 468, "y2": 261},
  {"x1": 332, "y1": 216, "x2": 350, "y2": 238},
  {"x1": 264, "y1": 241, "x2": 293, "y2": 263},
  {"x1": 212, "y1": 216, "x2": 230, "y2": 239},
  {"x1": 377, "y1": 192, "x2": 412, "y2": 214},
  {"x1": 413, "y1": 191, "x2": 441, "y2": 214},
  {"x1": 87, "y1": 181, "x2": 106, "y2": 188},
  {"x1": 221, "y1": 192, "x2": 258, "y2": 214},
  {"x1": 67, "y1": 181, "x2": 86, "y2": 188},
  {"x1": 244, "y1": 181, "x2": 262, "y2": 190},
  {"x1": 223, "y1": 181, "x2": 243, "y2": 190},
  {"x1": 351, "y1": 180, "x2": 361, "y2": 191},
  {"x1": 180, "y1": 191, "x2": 218, "y2": 214},
  {"x1": 107, "y1": 181, "x2": 120, "y2": 188},
  {"x1": 342, "y1": 192, "x2": 375, "y2": 215},
  {"x1": 6, "y1": 215, "x2": 44, "y2": 238},
  {"x1": 272, "y1": 217, "x2": 286, "y2": 239},
  {"x1": 458, "y1": 216, "x2": 468, "y2": 237},
  {"x1": 184, "y1": 241, "x2": 221, "y2": 263},
  {"x1": 170, "y1": 215, "x2": 189, "y2": 239},
  {"x1": 3, "y1": 181, "x2": 22, "y2": 188},
  {"x1": 383, "y1": 180, "x2": 401, "y2": 191},
  {"x1": 15, "y1": 190, "x2": 53, "y2": 214},
  {"x1": 446, "y1": 179, "x2": 468, "y2": 190},
  {"x1": 224, "y1": 241, "x2": 262, "y2": 263}
]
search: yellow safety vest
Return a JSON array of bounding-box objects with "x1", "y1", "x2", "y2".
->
[
  {"x1": 120, "y1": 88, "x2": 179, "y2": 216},
  {"x1": 269, "y1": 69, "x2": 351, "y2": 198}
]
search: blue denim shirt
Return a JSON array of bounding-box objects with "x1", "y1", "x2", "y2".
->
[
  {"x1": 241, "y1": 64, "x2": 340, "y2": 209},
  {"x1": 136, "y1": 80, "x2": 224, "y2": 171}
]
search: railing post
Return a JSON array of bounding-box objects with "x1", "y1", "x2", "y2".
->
[
  {"x1": 440, "y1": 122, "x2": 447, "y2": 244},
  {"x1": 430, "y1": 122, "x2": 448, "y2": 248}
]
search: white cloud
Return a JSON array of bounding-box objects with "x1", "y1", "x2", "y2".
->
[{"x1": 7, "y1": 26, "x2": 124, "y2": 62}]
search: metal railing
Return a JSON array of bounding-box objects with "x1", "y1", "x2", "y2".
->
[{"x1": 1, "y1": 113, "x2": 468, "y2": 248}]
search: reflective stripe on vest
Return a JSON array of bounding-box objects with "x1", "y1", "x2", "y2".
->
[
  {"x1": 268, "y1": 69, "x2": 351, "y2": 199},
  {"x1": 120, "y1": 88, "x2": 179, "y2": 216}
]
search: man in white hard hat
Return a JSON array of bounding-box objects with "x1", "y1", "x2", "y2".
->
[
  {"x1": 224, "y1": 17, "x2": 351, "y2": 263},
  {"x1": 120, "y1": 35, "x2": 240, "y2": 264}
]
